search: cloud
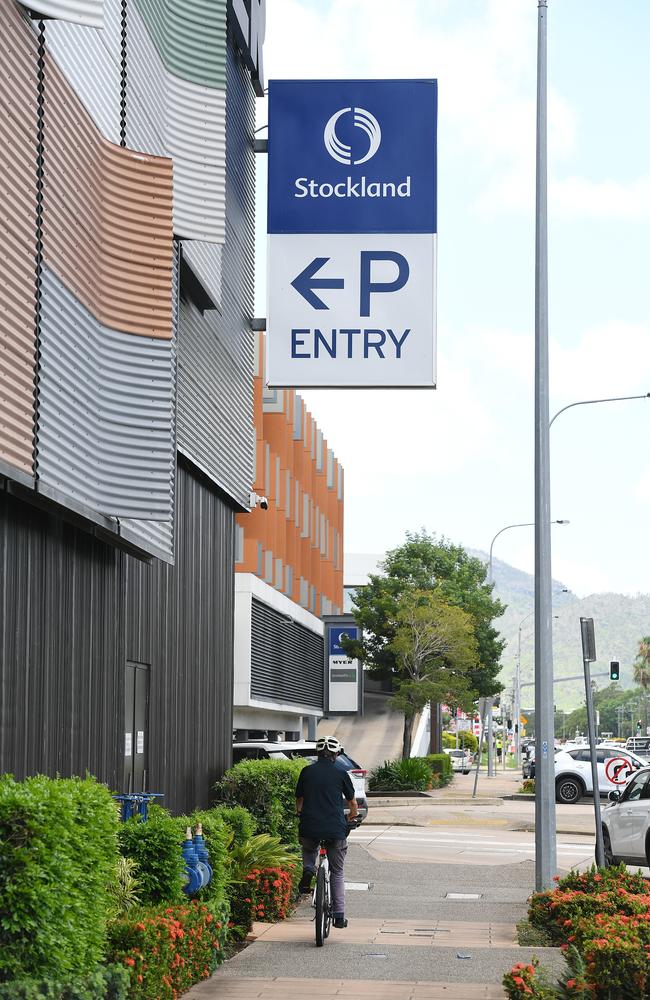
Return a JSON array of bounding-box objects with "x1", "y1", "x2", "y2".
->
[
  {"x1": 635, "y1": 468, "x2": 650, "y2": 502},
  {"x1": 550, "y1": 321, "x2": 650, "y2": 402}
]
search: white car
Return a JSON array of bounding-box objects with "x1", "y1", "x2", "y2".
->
[
  {"x1": 554, "y1": 745, "x2": 648, "y2": 804},
  {"x1": 231, "y1": 739, "x2": 369, "y2": 821},
  {"x1": 444, "y1": 748, "x2": 473, "y2": 774},
  {"x1": 601, "y1": 765, "x2": 650, "y2": 866}
]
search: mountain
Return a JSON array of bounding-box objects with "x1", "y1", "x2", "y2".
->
[{"x1": 477, "y1": 551, "x2": 650, "y2": 711}]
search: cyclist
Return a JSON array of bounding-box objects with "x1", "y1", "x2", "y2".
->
[{"x1": 295, "y1": 735, "x2": 359, "y2": 929}]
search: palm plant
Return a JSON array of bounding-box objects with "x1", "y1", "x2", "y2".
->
[
  {"x1": 633, "y1": 636, "x2": 650, "y2": 689},
  {"x1": 229, "y1": 834, "x2": 299, "y2": 883}
]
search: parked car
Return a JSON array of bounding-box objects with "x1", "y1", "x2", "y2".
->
[
  {"x1": 554, "y1": 745, "x2": 649, "y2": 804},
  {"x1": 601, "y1": 765, "x2": 650, "y2": 866},
  {"x1": 443, "y1": 747, "x2": 473, "y2": 774},
  {"x1": 625, "y1": 737, "x2": 650, "y2": 762},
  {"x1": 231, "y1": 739, "x2": 369, "y2": 822}
]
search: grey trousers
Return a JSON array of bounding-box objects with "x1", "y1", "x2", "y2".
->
[{"x1": 300, "y1": 836, "x2": 348, "y2": 916}]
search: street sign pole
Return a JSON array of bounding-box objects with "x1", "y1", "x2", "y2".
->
[
  {"x1": 534, "y1": 0, "x2": 557, "y2": 892},
  {"x1": 473, "y1": 698, "x2": 488, "y2": 798},
  {"x1": 581, "y1": 617, "x2": 605, "y2": 867},
  {"x1": 487, "y1": 697, "x2": 495, "y2": 777}
]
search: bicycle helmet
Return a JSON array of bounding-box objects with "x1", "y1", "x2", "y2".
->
[{"x1": 315, "y1": 735, "x2": 342, "y2": 754}]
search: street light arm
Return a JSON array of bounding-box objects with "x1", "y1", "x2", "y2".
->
[
  {"x1": 488, "y1": 522, "x2": 535, "y2": 583},
  {"x1": 550, "y1": 393, "x2": 650, "y2": 428}
]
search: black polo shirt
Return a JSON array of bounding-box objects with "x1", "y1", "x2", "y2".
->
[{"x1": 296, "y1": 757, "x2": 355, "y2": 841}]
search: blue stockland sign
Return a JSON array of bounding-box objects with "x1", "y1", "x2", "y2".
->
[
  {"x1": 266, "y1": 79, "x2": 437, "y2": 388},
  {"x1": 329, "y1": 625, "x2": 360, "y2": 657},
  {"x1": 268, "y1": 80, "x2": 437, "y2": 235}
]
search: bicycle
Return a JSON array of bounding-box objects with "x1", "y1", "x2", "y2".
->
[{"x1": 312, "y1": 841, "x2": 332, "y2": 946}]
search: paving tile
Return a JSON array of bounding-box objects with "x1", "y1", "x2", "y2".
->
[{"x1": 182, "y1": 977, "x2": 506, "y2": 999}]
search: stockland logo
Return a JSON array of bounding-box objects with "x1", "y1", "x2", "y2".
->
[
  {"x1": 294, "y1": 104, "x2": 411, "y2": 201},
  {"x1": 324, "y1": 107, "x2": 381, "y2": 165}
]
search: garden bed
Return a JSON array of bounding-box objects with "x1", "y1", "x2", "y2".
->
[{"x1": 504, "y1": 863, "x2": 650, "y2": 998}]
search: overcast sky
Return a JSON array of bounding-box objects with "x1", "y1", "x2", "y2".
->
[{"x1": 255, "y1": 0, "x2": 650, "y2": 598}]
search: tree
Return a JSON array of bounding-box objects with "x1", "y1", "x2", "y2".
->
[
  {"x1": 346, "y1": 531, "x2": 506, "y2": 697},
  {"x1": 388, "y1": 590, "x2": 478, "y2": 757}
]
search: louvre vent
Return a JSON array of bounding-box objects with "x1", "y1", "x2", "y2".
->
[{"x1": 251, "y1": 598, "x2": 323, "y2": 709}]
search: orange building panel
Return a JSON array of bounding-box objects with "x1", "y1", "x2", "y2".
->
[{"x1": 237, "y1": 334, "x2": 344, "y2": 617}]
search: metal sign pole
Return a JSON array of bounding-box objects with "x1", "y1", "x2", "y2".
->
[
  {"x1": 534, "y1": 0, "x2": 557, "y2": 892},
  {"x1": 581, "y1": 617, "x2": 605, "y2": 867},
  {"x1": 473, "y1": 698, "x2": 487, "y2": 798}
]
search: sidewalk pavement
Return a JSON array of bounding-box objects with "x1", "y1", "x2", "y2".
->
[{"x1": 184, "y1": 840, "x2": 566, "y2": 999}]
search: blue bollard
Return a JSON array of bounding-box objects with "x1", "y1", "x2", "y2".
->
[
  {"x1": 193, "y1": 823, "x2": 213, "y2": 887},
  {"x1": 182, "y1": 826, "x2": 203, "y2": 895}
]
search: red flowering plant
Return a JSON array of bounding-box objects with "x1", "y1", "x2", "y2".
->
[
  {"x1": 229, "y1": 867, "x2": 295, "y2": 939},
  {"x1": 503, "y1": 958, "x2": 558, "y2": 999},
  {"x1": 108, "y1": 898, "x2": 229, "y2": 1000},
  {"x1": 507, "y1": 864, "x2": 650, "y2": 1000}
]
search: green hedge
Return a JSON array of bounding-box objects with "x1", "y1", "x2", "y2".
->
[
  {"x1": 213, "y1": 759, "x2": 307, "y2": 842},
  {"x1": 118, "y1": 805, "x2": 185, "y2": 906},
  {"x1": 427, "y1": 753, "x2": 453, "y2": 780},
  {"x1": 210, "y1": 804, "x2": 257, "y2": 847},
  {"x1": 0, "y1": 775, "x2": 119, "y2": 983},
  {"x1": 0, "y1": 965, "x2": 130, "y2": 1000}
]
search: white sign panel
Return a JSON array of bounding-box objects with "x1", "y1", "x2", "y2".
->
[{"x1": 267, "y1": 233, "x2": 436, "y2": 387}]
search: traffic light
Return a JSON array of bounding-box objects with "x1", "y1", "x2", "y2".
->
[{"x1": 610, "y1": 660, "x2": 620, "y2": 681}]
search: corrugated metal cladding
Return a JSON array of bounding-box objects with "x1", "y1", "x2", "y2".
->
[
  {"x1": 43, "y1": 10, "x2": 121, "y2": 144},
  {"x1": 175, "y1": 41, "x2": 255, "y2": 508},
  {"x1": 131, "y1": 0, "x2": 227, "y2": 244},
  {"x1": 181, "y1": 240, "x2": 223, "y2": 310},
  {"x1": 37, "y1": 266, "x2": 176, "y2": 522},
  {"x1": 42, "y1": 51, "x2": 174, "y2": 339},
  {"x1": 0, "y1": 461, "x2": 235, "y2": 814},
  {"x1": 250, "y1": 598, "x2": 324, "y2": 710},
  {"x1": 21, "y1": 0, "x2": 105, "y2": 29},
  {"x1": 0, "y1": 0, "x2": 37, "y2": 478}
]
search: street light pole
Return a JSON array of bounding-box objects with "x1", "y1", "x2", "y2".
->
[
  {"x1": 487, "y1": 521, "x2": 568, "y2": 781},
  {"x1": 550, "y1": 393, "x2": 650, "y2": 429},
  {"x1": 534, "y1": 0, "x2": 556, "y2": 893}
]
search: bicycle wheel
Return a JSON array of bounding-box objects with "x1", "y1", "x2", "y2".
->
[
  {"x1": 323, "y1": 870, "x2": 332, "y2": 939},
  {"x1": 315, "y1": 865, "x2": 327, "y2": 946}
]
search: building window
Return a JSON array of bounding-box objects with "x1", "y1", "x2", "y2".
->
[
  {"x1": 275, "y1": 557, "x2": 283, "y2": 590},
  {"x1": 264, "y1": 444, "x2": 270, "y2": 497},
  {"x1": 235, "y1": 525, "x2": 244, "y2": 563},
  {"x1": 257, "y1": 542, "x2": 263, "y2": 576},
  {"x1": 327, "y1": 449, "x2": 334, "y2": 488},
  {"x1": 295, "y1": 481, "x2": 300, "y2": 527},
  {"x1": 320, "y1": 514, "x2": 327, "y2": 556},
  {"x1": 301, "y1": 493, "x2": 309, "y2": 539},
  {"x1": 300, "y1": 577, "x2": 309, "y2": 608},
  {"x1": 285, "y1": 565, "x2": 293, "y2": 596},
  {"x1": 316, "y1": 430, "x2": 324, "y2": 472},
  {"x1": 285, "y1": 470, "x2": 291, "y2": 518},
  {"x1": 264, "y1": 549, "x2": 274, "y2": 584},
  {"x1": 275, "y1": 456, "x2": 281, "y2": 506},
  {"x1": 337, "y1": 464, "x2": 344, "y2": 501},
  {"x1": 293, "y1": 396, "x2": 302, "y2": 440}
]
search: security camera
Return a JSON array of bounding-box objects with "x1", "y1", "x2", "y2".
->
[{"x1": 249, "y1": 492, "x2": 269, "y2": 510}]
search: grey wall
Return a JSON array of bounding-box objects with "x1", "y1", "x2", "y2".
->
[
  {"x1": 176, "y1": 39, "x2": 255, "y2": 511},
  {"x1": 0, "y1": 459, "x2": 234, "y2": 814}
]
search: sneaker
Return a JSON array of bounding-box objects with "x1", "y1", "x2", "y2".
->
[
  {"x1": 333, "y1": 916, "x2": 348, "y2": 929},
  {"x1": 298, "y1": 873, "x2": 313, "y2": 894}
]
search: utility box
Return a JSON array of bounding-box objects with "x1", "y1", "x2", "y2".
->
[{"x1": 322, "y1": 614, "x2": 364, "y2": 716}]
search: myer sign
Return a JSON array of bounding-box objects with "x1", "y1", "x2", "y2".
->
[{"x1": 266, "y1": 79, "x2": 437, "y2": 388}]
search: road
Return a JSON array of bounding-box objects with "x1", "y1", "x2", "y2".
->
[{"x1": 350, "y1": 824, "x2": 595, "y2": 869}]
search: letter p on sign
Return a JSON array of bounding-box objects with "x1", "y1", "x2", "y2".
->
[{"x1": 359, "y1": 251, "x2": 410, "y2": 317}]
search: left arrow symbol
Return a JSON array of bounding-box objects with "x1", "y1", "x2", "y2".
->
[{"x1": 291, "y1": 257, "x2": 344, "y2": 310}]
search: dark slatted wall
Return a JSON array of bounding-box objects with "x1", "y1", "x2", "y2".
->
[{"x1": 0, "y1": 459, "x2": 234, "y2": 813}]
